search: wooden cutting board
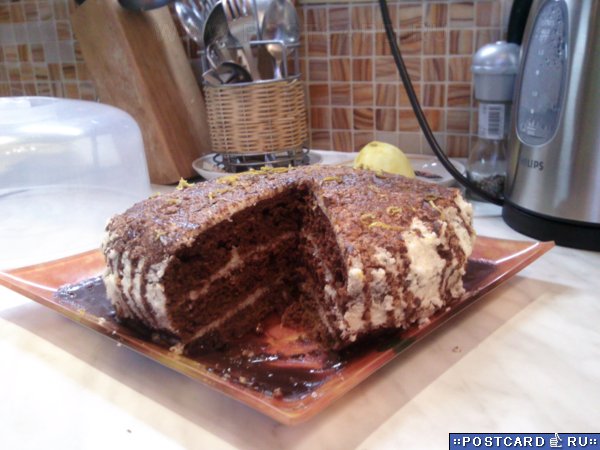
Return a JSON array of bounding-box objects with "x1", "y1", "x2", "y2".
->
[{"x1": 71, "y1": 0, "x2": 211, "y2": 184}]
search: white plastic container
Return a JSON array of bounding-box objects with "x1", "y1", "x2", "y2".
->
[{"x1": 0, "y1": 97, "x2": 152, "y2": 269}]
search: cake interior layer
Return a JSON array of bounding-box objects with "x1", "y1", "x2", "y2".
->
[
  {"x1": 283, "y1": 198, "x2": 350, "y2": 347},
  {"x1": 162, "y1": 189, "x2": 311, "y2": 343}
]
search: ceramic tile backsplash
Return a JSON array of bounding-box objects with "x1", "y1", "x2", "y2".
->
[
  {"x1": 0, "y1": 0, "x2": 512, "y2": 157},
  {"x1": 0, "y1": 0, "x2": 203, "y2": 101},
  {"x1": 0, "y1": 0, "x2": 94, "y2": 99},
  {"x1": 301, "y1": 0, "x2": 513, "y2": 156}
]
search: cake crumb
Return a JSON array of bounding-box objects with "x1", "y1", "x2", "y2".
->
[
  {"x1": 255, "y1": 322, "x2": 264, "y2": 335},
  {"x1": 169, "y1": 343, "x2": 184, "y2": 355},
  {"x1": 242, "y1": 349, "x2": 255, "y2": 358},
  {"x1": 452, "y1": 345, "x2": 462, "y2": 353}
]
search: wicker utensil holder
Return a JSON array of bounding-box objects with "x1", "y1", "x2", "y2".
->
[{"x1": 203, "y1": 77, "x2": 308, "y2": 154}]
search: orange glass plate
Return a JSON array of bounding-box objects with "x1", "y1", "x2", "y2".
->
[{"x1": 0, "y1": 236, "x2": 553, "y2": 425}]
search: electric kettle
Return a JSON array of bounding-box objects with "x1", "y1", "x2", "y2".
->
[{"x1": 503, "y1": 0, "x2": 600, "y2": 250}]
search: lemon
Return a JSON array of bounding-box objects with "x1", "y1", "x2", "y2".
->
[{"x1": 354, "y1": 141, "x2": 415, "y2": 178}]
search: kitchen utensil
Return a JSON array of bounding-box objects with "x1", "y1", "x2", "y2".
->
[
  {"x1": 203, "y1": 61, "x2": 252, "y2": 85},
  {"x1": 504, "y1": 0, "x2": 600, "y2": 250},
  {"x1": 468, "y1": 41, "x2": 520, "y2": 198},
  {"x1": 222, "y1": 0, "x2": 261, "y2": 80},
  {"x1": 261, "y1": 0, "x2": 300, "y2": 79},
  {"x1": 174, "y1": 0, "x2": 206, "y2": 45},
  {"x1": 205, "y1": 42, "x2": 245, "y2": 82},
  {"x1": 202, "y1": 2, "x2": 226, "y2": 46},
  {"x1": 206, "y1": 41, "x2": 225, "y2": 69},
  {"x1": 203, "y1": 3, "x2": 240, "y2": 68},
  {"x1": 202, "y1": 68, "x2": 223, "y2": 86},
  {"x1": 118, "y1": 0, "x2": 174, "y2": 11},
  {"x1": 71, "y1": 0, "x2": 212, "y2": 184},
  {"x1": 252, "y1": 0, "x2": 270, "y2": 39},
  {"x1": 217, "y1": 62, "x2": 253, "y2": 83}
]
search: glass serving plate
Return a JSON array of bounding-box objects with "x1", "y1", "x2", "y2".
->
[{"x1": 0, "y1": 236, "x2": 553, "y2": 425}]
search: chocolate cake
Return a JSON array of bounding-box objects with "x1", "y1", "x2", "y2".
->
[{"x1": 101, "y1": 166, "x2": 475, "y2": 352}]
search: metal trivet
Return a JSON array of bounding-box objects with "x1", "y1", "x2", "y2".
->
[{"x1": 214, "y1": 148, "x2": 310, "y2": 173}]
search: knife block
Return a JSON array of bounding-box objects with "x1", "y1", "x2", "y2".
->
[{"x1": 71, "y1": 0, "x2": 211, "y2": 184}]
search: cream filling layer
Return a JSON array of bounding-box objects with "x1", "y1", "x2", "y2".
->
[
  {"x1": 108, "y1": 232, "x2": 296, "y2": 334},
  {"x1": 188, "y1": 286, "x2": 268, "y2": 342},
  {"x1": 187, "y1": 231, "x2": 295, "y2": 301}
]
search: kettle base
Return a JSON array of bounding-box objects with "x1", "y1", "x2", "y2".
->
[{"x1": 502, "y1": 203, "x2": 600, "y2": 251}]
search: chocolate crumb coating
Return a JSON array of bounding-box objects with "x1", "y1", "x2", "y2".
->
[{"x1": 102, "y1": 166, "x2": 475, "y2": 351}]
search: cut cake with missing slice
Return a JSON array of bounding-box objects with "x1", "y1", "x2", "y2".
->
[{"x1": 101, "y1": 165, "x2": 475, "y2": 352}]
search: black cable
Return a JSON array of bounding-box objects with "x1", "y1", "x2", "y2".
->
[{"x1": 377, "y1": 0, "x2": 504, "y2": 206}]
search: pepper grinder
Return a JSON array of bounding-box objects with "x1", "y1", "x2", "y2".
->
[{"x1": 469, "y1": 41, "x2": 520, "y2": 199}]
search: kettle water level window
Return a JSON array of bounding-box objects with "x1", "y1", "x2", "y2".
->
[{"x1": 516, "y1": 0, "x2": 568, "y2": 147}]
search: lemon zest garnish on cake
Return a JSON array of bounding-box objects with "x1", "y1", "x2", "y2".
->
[
  {"x1": 218, "y1": 166, "x2": 290, "y2": 186},
  {"x1": 166, "y1": 197, "x2": 181, "y2": 206},
  {"x1": 155, "y1": 230, "x2": 166, "y2": 241},
  {"x1": 176, "y1": 178, "x2": 194, "y2": 190},
  {"x1": 208, "y1": 187, "x2": 231, "y2": 201},
  {"x1": 322, "y1": 176, "x2": 343, "y2": 183},
  {"x1": 149, "y1": 191, "x2": 162, "y2": 198},
  {"x1": 367, "y1": 184, "x2": 381, "y2": 193},
  {"x1": 368, "y1": 221, "x2": 404, "y2": 232},
  {"x1": 386, "y1": 206, "x2": 403, "y2": 216},
  {"x1": 218, "y1": 174, "x2": 244, "y2": 185},
  {"x1": 259, "y1": 166, "x2": 290, "y2": 173},
  {"x1": 360, "y1": 213, "x2": 377, "y2": 225}
]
